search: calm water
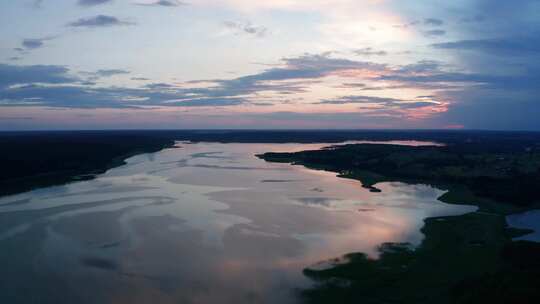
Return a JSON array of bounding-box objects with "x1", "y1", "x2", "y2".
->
[{"x1": 0, "y1": 142, "x2": 475, "y2": 304}]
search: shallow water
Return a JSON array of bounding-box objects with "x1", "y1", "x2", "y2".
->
[{"x1": 0, "y1": 142, "x2": 475, "y2": 304}]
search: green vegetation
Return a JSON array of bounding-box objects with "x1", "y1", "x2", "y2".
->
[
  {"x1": 259, "y1": 143, "x2": 540, "y2": 303},
  {"x1": 259, "y1": 143, "x2": 540, "y2": 209},
  {"x1": 302, "y1": 213, "x2": 540, "y2": 304}
]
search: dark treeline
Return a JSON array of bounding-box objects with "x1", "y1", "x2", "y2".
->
[
  {"x1": 2, "y1": 129, "x2": 540, "y2": 198},
  {"x1": 0, "y1": 131, "x2": 174, "y2": 197}
]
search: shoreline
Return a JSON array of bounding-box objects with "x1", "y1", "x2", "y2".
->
[
  {"x1": 0, "y1": 136, "x2": 175, "y2": 198},
  {"x1": 258, "y1": 143, "x2": 540, "y2": 303}
]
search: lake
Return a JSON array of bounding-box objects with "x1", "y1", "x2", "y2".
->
[{"x1": 0, "y1": 142, "x2": 476, "y2": 304}]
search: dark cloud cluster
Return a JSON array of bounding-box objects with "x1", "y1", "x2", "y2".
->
[
  {"x1": 0, "y1": 63, "x2": 249, "y2": 108},
  {"x1": 22, "y1": 39, "x2": 44, "y2": 49},
  {"x1": 0, "y1": 54, "x2": 386, "y2": 108},
  {"x1": 15, "y1": 36, "x2": 56, "y2": 56},
  {"x1": 67, "y1": 15, "x2": 134, "y2": 28},
  {"x1": 432, "y1": 36, "x2": 540, "y2": 56},
  {"x1": 0, "y1": 54, "x2": 445, "y2": 111},
  {"x1": 0, "y1": 53, "x2": 463, "y2": 110},
  {"x1": 0, "y1": 64, "x2": 78, "y2": 88},
  {"x1": 317, "y1": 95, "x2": 437, "y2": 111}
]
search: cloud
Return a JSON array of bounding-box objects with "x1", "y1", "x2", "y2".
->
[
  {"x1": 22, "y1": 39, "x2": 45, "y2": 49},
  {"x1": 0, "y1": 54, "x2": 391, "y2": 110},
  {"x1": 1, "y1": 50, "x2": 529, "y2": 118},
  {"x1": 318, "y1": 95, "x2": 412, "y2": 105},
  {"x1": 0, "y1": 52, "x2": 498, "y2": 118},
  {"x1": 0, "y1": 55, "x2": 386, "y2": 109},
  {"x1": 78, "y1": 0, "x2": 113, "y2": 6},
  {"x1": 378, "y1": 71, "x2": 498, "y2": 86},
  {"x1": 0, "y1": 64, "x2": 78, "y2": 88},
  {"x1": 16, "y1": 37, "x2": 56, "y2": 55},
  {"x1": 424, "y1": 29, "x2": 446, "y2": 37},
  {"x1": 164, "y1": 97, "x2": 244, "y2": 107},
  {"x1": 223, "y1": 21, "x2": 268, "y2": 38},
  {"x1": 135, "y1": 0, "x2": 186, "y2": 7},
  {"x1": 144, "y1": 82, "x2": 176, "y2": 89},
  {"x1": 432, "y1": 37, "x2": 540, "y2": 56},
  {"x1": 424, "y1": 18, "x2": 444, "y2": 26},
  {"x1": 80, "y1": 69, "x2": 131, "y2": 82},
  {"x1": 339, "y1": 83, "x2": 367, "y2": 88},
  {"x1": 185, "y1": 53, "x2": 387, "y2": 103},
  {"x1": 0, "y1": 65, "x2": 142, "y2": 108},
  {"x1": 353, "y1": 47, "x2": 387, "y2": 56},
  {"x1": 398, "y1": 60, "x2": 443, "y2": 73},
  {"x1": 95, "y1": 69, "x2": 130, "y2": 77},
  {"x1": 260, "y1": 53, "x2": 386, "y2": 79},
  {"x1": 0, "y1": 84, "x2": 244, "y2": 109},
  {"x1": 67, "y1": 15, "x2": 134, "y2": 28},
  {"x1": 316, "y1": 95, "x2": 438, "y2": 111},
  {"x1": 0, "y1": 63, "x2": 245, "y2": 108},
  {"x1": 0, "y1": 84, "x2": 137, "y2": 108}
]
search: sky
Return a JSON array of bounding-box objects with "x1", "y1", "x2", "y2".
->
[{"x1": 0, "y1": 0, "x2": 539, "y2": 130}]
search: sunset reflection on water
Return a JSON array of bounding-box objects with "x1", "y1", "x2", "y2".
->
[{"x1": 0, "y1": 141, "x2": 474, "y2": 304}]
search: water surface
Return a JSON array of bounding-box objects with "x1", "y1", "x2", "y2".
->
[
  {"x1": 0, "y1": 142, "x2": 474, "y2": 304},
  {"x1": 507, "y1": 210, "x2": 540, "y2": 242}
]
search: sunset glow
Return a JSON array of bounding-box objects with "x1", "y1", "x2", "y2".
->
[{"x1": 1, "y1": 0, "x2": 539, "y2": 130}]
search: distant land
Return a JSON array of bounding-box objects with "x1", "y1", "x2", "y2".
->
[{"x1": 2, "y1": 129, "x2": 540, "y2": 198}]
